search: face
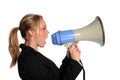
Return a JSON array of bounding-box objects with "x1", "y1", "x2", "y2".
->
[{"x1": 34, "y1": 19, "x2": 49, "y2": 47}]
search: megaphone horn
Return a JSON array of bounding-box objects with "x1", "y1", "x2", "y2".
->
[{"x1": 51, "y1": 16, "x2": 105, "y2": 48}]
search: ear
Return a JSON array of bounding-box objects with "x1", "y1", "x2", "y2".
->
[{"x1": 27, "y1": 29, "x2": 35, "y2": 37}]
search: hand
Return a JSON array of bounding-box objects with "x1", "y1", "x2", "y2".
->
[{"x1": 67, "y1": 41, "x2": 81, "y2": 62}]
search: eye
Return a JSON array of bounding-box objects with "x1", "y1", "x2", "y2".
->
[
  {"x1": 43, "y1": 27, "x2": 46, "y2": 30},
  {"x1": 43, "y1": 26, "x2": 46, "y2": 30}
]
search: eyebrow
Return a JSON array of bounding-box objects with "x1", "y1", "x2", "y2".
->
[
  {"x1": 44, "y1": 26, "x2": 46, "y2": 29},
  {"x1": 41, "y1": 26, "x2": 46, "y2": 29}
]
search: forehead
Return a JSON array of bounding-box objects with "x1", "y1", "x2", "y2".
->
[{"x1": 38, "y1": 19, "x2": 46, "y2": 28}]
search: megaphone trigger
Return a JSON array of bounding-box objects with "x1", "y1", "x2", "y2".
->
[{"x1": 65, "y1": 42, "x2": 73, "y2": 49}]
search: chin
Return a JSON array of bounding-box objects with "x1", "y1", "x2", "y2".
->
[
  {"x1": 38, "y1": 42, "x2": 46, "y2": 48},
  {"x1": 39, "y1": 44, "x2": 45, "y2": 48},
  {"x1": 41, "y1": 46, "x2": 45, "y2": 48}
]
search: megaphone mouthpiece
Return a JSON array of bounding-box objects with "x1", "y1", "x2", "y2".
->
[{"x1": 52, "y1": 30, "x2": 75, "y2": 45}]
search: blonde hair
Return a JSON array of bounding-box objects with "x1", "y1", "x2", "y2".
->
[{"x1": 8, "y1": 14, "x2": 43, "y2": 68}]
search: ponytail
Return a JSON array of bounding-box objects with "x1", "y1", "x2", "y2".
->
[{"x1": 8, "y1": 27, "x2": 19, "y2": 68}]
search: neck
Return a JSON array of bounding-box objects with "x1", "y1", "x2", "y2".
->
[{"x1": 25, "y1": 39, "x2": 38, "y2": 51}]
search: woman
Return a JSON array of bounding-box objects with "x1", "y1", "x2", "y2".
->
[{"x1": 8, "y1": 14, "x2": 83, "y2": 80}]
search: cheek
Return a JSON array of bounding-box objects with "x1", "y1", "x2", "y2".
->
[
  {"x1": 37, "y1": 32, "x2": 45, "y2": 42},
  {"x1": 39, "y1": 32, "x2": 44, "y2": 38},
  {"x1": 40, "y1": 31, "x2": 47, "y2": 38}
]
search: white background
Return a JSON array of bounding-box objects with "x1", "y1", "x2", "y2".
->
[{"x1": 0, "y1": 0, "x2": 120, "y2": 80}]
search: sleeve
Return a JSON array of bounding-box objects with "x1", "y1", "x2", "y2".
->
[{"x1": 59, "y1": 56, "x2": 83, "y2": 80}]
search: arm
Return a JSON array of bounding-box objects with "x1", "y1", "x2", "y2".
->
[
  {"x1": 60, "y1": 57, "x2": 83, "y2": 80},
  {"x1": 59, "y1": 42, "x2": 83, "y2": 80}
]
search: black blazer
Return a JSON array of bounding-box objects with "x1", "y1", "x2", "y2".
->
[{"x1": 18, "y1": 44, "x2": 83, "y2": 80}]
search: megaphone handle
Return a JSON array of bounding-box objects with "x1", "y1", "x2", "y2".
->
[
  {"x1": 80, "y1": 60, "x2": 85, "y2": 80},
  {"x1": 65, "y1": 42, "x2": 73, "y2": 49}
]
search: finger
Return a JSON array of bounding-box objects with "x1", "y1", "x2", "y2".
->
[
  {"x1": 68, "y1": 44, "x2": 75, "y2": 53},
  {"x1": 73, "y1": 44, "x2": 81, "y2": 53},
  {"x1": 72, "y1": 42, "x2": 78, "y2": 45},
  {"x1": 75, "y1": 41, "x2": 79, "y2": 44},
  {"x1": 73, "y1": 41, "x2": 79, "y2": 47}
]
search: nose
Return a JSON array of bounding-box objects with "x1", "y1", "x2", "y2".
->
[{"x1": 47, "y1": 29, "x2": 49, "y2": 34}]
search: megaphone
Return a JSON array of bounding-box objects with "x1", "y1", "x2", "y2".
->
[{"x1": 51, "y1": 16, "x2": 105, "y2": 48}]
